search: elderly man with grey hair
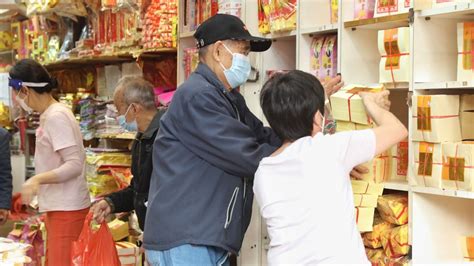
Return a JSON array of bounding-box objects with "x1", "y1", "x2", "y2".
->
[{"x1": 91, "y1": 76, "x2": 166, "y2": 231}]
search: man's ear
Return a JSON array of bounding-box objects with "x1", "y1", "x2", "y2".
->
[{"x1": 212, "y1": 42, "x2": 222, "y2": 62}]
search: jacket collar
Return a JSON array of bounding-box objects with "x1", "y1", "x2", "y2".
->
[
  {"x1": 140, "y1": 109, "x2": 165, "y2": 140},
  {"x1": 195, "y1": 63, "x2": 231, "y2": 95}
]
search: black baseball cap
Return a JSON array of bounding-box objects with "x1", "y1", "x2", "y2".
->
[{"x1": 194, "y1": 14, "x2": 272, "y2": 52}]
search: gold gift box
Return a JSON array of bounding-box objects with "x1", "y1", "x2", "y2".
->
[
  {"x1": 108, "y1": 219, "x2": 130, "y2": 242},
  {"x1": 363, "y1": 214, "x2": 396, "y2": 249},
  {"x1": 355, "y1": 207, "x2": 376, "y2": 233},
  {"x1": 335, "y1": 120, "x2": 374, "y2": 133},
  {"x1": 389, "y1": 141, "x2": 409, "y2": 182},
  {"x1": 411, "y1": 95, "x2": 462, "y2": 143},
  {"x1": 378, "y1": 27, "x2": 410, "y2": 84},
  {"x1": 414, "y1": 141, "x2": 443, "y2": 188},
  {"x1": 461, "y1": 236, "x2": 474, "y2": 262},
  {"x1": 331, "y1": 84, "x2": 385, "y2": 125},
  {"x1": 381, "y1": 225, "x2": 410, "y2": 258},
  {"x1": 377, "y1": 194, "x2": 409, "y2": 225},
  {"x1": 351, "y1": 180, "x2": 385, "y2": 195},
  {"x1": 441, "y1": 142, "x2": 474, "y2": 191},
  {"x1": 353, "y1": 194, "x2": 379, "y2": 208},
  {"x1": 457, "y1": 22, "x2": 474, "y2": 82}
]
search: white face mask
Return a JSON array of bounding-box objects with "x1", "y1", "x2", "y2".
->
[{"x1": 16, "y1": 90, "x2": 33, "y2": 113}]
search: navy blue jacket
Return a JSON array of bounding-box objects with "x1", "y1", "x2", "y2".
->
[
  {"x1": 0, "y1": 128, "x2": 12, "y2": 210},
  {"x1": 144, "y1": 63, "x2": 280, "y2": 254}
]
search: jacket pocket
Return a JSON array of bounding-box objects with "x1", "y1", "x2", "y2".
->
[{"x1": 224, "y1": 187, "x2": 239, "y2": 229}]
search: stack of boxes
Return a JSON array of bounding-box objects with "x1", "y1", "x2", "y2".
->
[{"x1": 378, "y1": 27, "x2": 410, "y2": 86}]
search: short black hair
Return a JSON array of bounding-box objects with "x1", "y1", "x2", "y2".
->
[
  {"x1": 9, "y1": 59, "x2": 57, "y2": 93},
  {"x1": 260, "y1": 70, "x2": 325, "y2": 142}
]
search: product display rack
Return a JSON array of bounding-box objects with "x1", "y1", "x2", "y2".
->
[{"x1": 175, "y1": 1, "x2": 474, "y2": 264}]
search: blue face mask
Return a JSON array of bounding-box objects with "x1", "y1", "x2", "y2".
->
[
  {"x1": 117, "y1": 105, "x2": 138, "y2": 132},
  {"x1": 220, "y1": 44, "x2": 251, "y2": 89}
]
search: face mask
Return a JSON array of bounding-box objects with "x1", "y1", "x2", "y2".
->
[
  {"x1": 219, "y1": 43, "x2": 251, "y2": 88},
  {"x1": 117, "y1": 105, "x2": 138, "y2": 132},
  {"x1": 16, "y1": 91, "x2": 33, "y2": 114}
]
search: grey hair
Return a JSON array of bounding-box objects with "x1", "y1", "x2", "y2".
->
[
  {"x1": 198, "y1": 40, "x2": 235, "y2": 60},
  {"x1": 118, "y1": 76, "x2": 156, "y2": 110}
]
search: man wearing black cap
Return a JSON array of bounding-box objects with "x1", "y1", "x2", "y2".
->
[{"x1": 143, "y1": 14, "x2": 345, "y2": 265}]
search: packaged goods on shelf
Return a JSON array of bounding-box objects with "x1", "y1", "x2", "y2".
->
[
  {"x1": 184, "y1": 0, "x2": 219, "y2": 32},
  {"x1": 366, "y1": 247, "x2": 410, "y2": 266},
  {"x1": 330, "y1": 84, "x2": 385, "y2": 125},
  {"x1": 25, "y1": 0, "x2": 87, "y2": 18},
  {"x1": 183, "y1": 48, "x2": 199, "y2": 79},
  {"x1": 414, "y1": 141, "x2": 443, "y2": 188},
  {"x1": 143, "y1": 0, "x2": 178, "y2": 49},
  {"x1": 381, "y1": 225, "x2": 410, "y2": 258},
  {"x1": 7, "y1": 222, "x2": 45, "y2": 265},
  {"x1": 363, "y1": 214, "x2": 396, "y2": 249},
  {"x1": 365, "y1": 248, "x2": 384, "y2": 265},
  {"x1": 310, "y1": 35, "x2": 338, "y2": 83},
  {"x1": 458, "y1": 22, "x2": 474, "y2": 82},
  {"x1": 354, "y1": 0, "x2": 376, "y2": 20},
  {"x1": 355, "y1": 207, "x2": 376, "y2": 232},
  {"x1": 358, "y1": 154, "x2": 391, "y2": 184},
  {"x1": 354, "y1": 194, "x2": 379, "y2": 208},
  {"x1": 218, "y1": 0, "x2": 242, "y2": 17},
  {"x1": 257, "y1": 0, "x2": 296, "y2": 34},
  {"x1": 374, "y1": 0, "x2": 410, "y2": 18},
  {"x1": 378, "y1": 27, "x2": 410, "y2": 84},
  {"x1": 411, "y1": 95, "x2": 462, "y2": 143},
  {"x1": 461, "y1": 236, "x2": 474, "y2": 262},
  {"x1": 335, "y1": 121, "x2": 374, "y2": 133},
  {"x1": 0, "y1": 103, "x2": 11, "y2": 129},
  {"x1": 461, "y1": 95, "x2": 474, "y2": 140},
  {"x1": 330, "y1": 0, "x2": 338, "y2": 23},
  {"x1": 0, "y1": 31, "x2": 12, "y2": 51},
  {"x1": 116, "y1": 241, "x2": 141, "y2": 266},
  {"x1": 441, "y1": 142, "x2": 474, "y2": 191},
  {"x1": 377, "y1": 194, "x2": 408, "y2": 225},
  {"x1": 389, "y1": 140, "x2": 408, "y2": 181},
  {"x1": 352, "y1": 180, "x2": 385, "y2": 195}
]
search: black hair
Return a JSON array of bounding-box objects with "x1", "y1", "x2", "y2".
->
[
  {"x1": 260, "y1": 70, "x2": 325, "y2": 142},
  {"x1": 9, "y1": 59, "x2": 58, "y2": 93}
]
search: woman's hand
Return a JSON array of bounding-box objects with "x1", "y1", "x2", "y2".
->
[{"x1": 21, "y1": 177, "x2": 40, "y2": 205}]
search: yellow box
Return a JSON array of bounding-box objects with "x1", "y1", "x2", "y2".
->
[
  {"x1": 441, "y1": 142, "x2": 474, "y2": 191},
  {"x1": 351, "y1": 180, "x2": 385, "y2": 195},
  {"x1": 108, "y1": 219, "x2": 130, "y2": 242},
  {"x1": 355, "y1": 207, "x2": 376, "y2": 233},
  {"x1": 331, "y1": 84, "x2": 385, "y2": 125},
  {"x1": 411, "y1": 95, "x2": 462, "y2": 143},
  {"x1": 413, "y1": 141, "x2": 443, "y2": 188}
]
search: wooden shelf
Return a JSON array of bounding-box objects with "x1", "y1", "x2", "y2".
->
[
  {"x1": 264, "y1": 30, "x2": 297, "y2": 40},
  {"x1": 412, "y1": 186, "x2": 474, "y2": 200},
  {"x1": 300, "y1": 24, "x2": 338, "y2": 35},
  {"x1": 419, "y1": 3, "x2": 474, "y2": 19},
  {"x1": 384, "y1": 181, "x2": 410, "y2": 192},
  {"x1": 344, "y1": 13, "x2": 411, "y2": 30},
  {"x1": 43, "y1": 48, "x2": 176, "y2": 70},
  {"x1": 414, "y1": 81, "x2": 474, "y2": 90}
]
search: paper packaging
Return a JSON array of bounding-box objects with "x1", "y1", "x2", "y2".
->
[
  {"x1": 335, "y1": 121, "x2": 374, "y2": 132},
  {"x1": 354, "y1": 194, "x2": 379, "y2": 208},
  {"x1": 321, "y1": 35, "x2": 338, "y2": 83},
  {"x1": 330, "y1": 0, "x2": 338, "y2": 23},
  {"x1": 358, "y1": 155, "x2": 391, "y2": 183},
  {"x1": 365, "y1": 248, "x2": 384, "y2": 264},
  {"x1": 363, "y1": 214, "x2": 396, "y2": 249},
  {"x1": 377, "y1": 194, "x2": 408, "y2": 225},
  {"x1": 116, "y1": 241, "x2": 141, "y2": 266},
  {"x1": 411, "y1": 95, "x2": 462, "y2": 143},
  {"x1": 352, "y1": 180, "x2": 385, "y2": 195},
  {"x1": 374, "y1": 0, "x2": 410, "y2": 17},
  {"x1": 461, "y1": 236, "x2": 474, "y2": 262},
  {"x1": 414, "y1": 141, "x2": 443, "y2": 188},
  {"x1": 355, "y1": 207, "x2": 376, "y2": 232},
  {"x1": 389, "y1": 141, "x2": 408, "y2": 181},
  {"x1": 461, "y1": 95, "x2": 474, "y2": 140},
  {"x1": 354, "y1": 0, "x2": 376, "y2": 20},
  {"x1": 378, "y1": 27, "x2": 410, "y2": 84},
  {"x1": 458, "y1": 22, "x2": 474, "y2": 82},
  {"x1": 108, "y1": 219, "x2": 130, "y2": 242},
  {"x1": 441, "y1": 142, "x2": 474, "y2": 191},
  {"x1": 381, "y1": 225, "x2": 410, "y2": 258},
  {"x1": 330, "y1": 84, "x2": 385, "y2": 125},
  {"x1": 310, "y1": 36, "x2": 326, "y2": 80}
]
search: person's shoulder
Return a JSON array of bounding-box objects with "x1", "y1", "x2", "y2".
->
[
  {"x1": 0, "y1": 128, "x2": 7, "y2": 138},
  {"x1": 177, "y1": 73, "x2": 216, "y2": 98}
]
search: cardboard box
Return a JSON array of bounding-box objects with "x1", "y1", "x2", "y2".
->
[
  {"x1": 355, "y1": 207, "x2": 376, "y2": 232},
  {"x1": 331, "y1": 84, "x2": 385, "y2": 125},
  {"x1": 411, "y1": 95, "x2": 462, "y2": 143},
  {"x1": 352, "y1": 180, "x2": 385, "y2": 195},
  {"x1": 441, "y1": 142, "x2": 474, "y2": 191},
  {"x1": 413, "y1": 141, "x2": 443, "y2": 188}
]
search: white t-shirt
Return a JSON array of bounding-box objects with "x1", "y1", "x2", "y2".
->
[
  {"x1": 254, "y1": 130, "x2": 376, "y2": 265},
  {"x1": 35, "y1": 103, "x2": 90, "y2": 212}
]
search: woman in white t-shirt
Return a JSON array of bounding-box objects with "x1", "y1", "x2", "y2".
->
[
  {"x1": 9, "y1": 59, "x2": 90, "y2": 266},
  {"x1": 254, "y1": 70, "x2": 407, "y2": 265}
]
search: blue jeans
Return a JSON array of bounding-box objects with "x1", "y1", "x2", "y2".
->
[{"x1": 146, "y1": 244, "x2": 230, "y2": 266}]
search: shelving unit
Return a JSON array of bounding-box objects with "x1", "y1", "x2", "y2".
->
[{"x1": 176, "y1": 1, "x2": 474, "y2": 265}]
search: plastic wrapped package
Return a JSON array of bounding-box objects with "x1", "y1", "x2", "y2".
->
[
  {"x1": 363, "y1": 214, "x2": 396, "y2": 249},
  {"x1": 354, "y1": 0, "x2": 376, "y2": 20},
  {"x1": 380, "y1": 225, "x2": 410, "y2": 258},
  {"x1": 377, "y1": 194, "x2": 408, "y2": 225},
  {"x1": 258, "y1": 0, "x2": 271, "y2": 34}
]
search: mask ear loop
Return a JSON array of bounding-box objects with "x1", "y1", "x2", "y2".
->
[{"x1": 219, "y1": 43, "x2": 234, "y2": 71}]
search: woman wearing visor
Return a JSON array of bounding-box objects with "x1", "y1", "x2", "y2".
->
[{"x1": 9, "y1": 59, "x2": 90, "y2": 266}]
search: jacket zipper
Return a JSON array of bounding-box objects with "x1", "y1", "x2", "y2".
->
[{"x1": 224, "y1": 187, "x2": 239, "y2": 229}]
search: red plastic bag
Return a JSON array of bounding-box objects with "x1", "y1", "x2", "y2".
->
[{"x1": 71, "y1": 213, "x2": 121, "y2": 266}]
